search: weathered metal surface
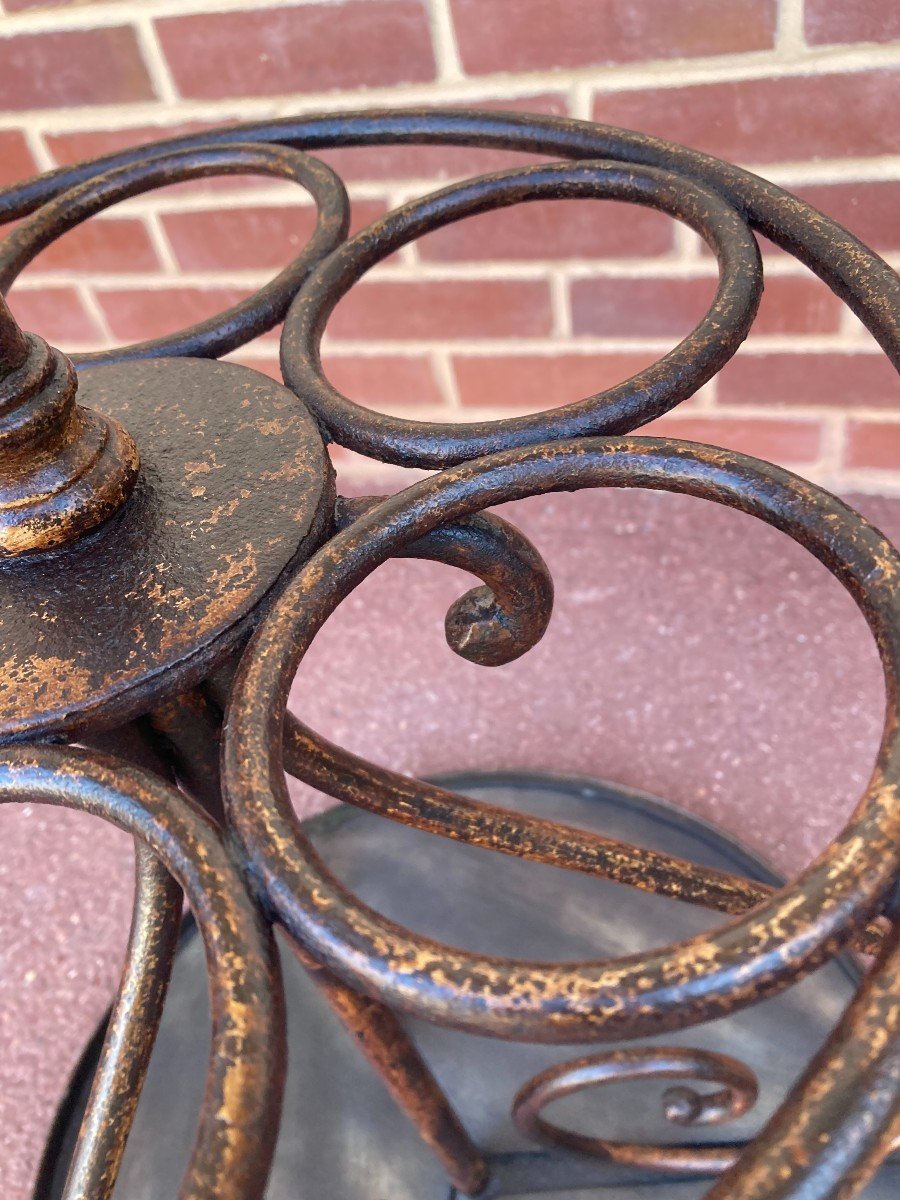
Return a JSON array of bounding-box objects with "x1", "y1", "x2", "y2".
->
[
  {"x1": 0, "y1": 109, "x2": 896, "y2": 1200},
  {"x1": 512, "y1": 1046, "x2": 759, "y2": 1174},
  {"x1": 0, "y1": 144, "x2": 349, "y2": 364},
  {"x1": 223, "y1": 439, "x2": 900, "y2": 1045},
  {"x1": 144, "y1": 688, "x2": 228, "y2": 824},
  {"x1": 2, "y1": 109, "x2": 896, "y2": 365},
  {"x1": 281, "y1": 159, "x2": 763, "y2": 466},
  {"x1": 39, "y1": 776, "x2": 897, "y2": 1200},
  {"x1": 0, "y1": 744, "x2": 285, "y2": 1200},
  {"x1": 0, "y1": 355, "x2": 334, "y2": 743},
  {"x1": 704, "y1": 919, "x2": 900, "y2": 1200},
  {"x1": 61, "y1": 843, "x2": 182, "y2": 1200},
  {"x1": 0, "y1": 298, "x2": 138, "y2": 555}
]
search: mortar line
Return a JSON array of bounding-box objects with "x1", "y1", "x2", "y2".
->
[
  {"x1": 430, "y1": 349, "x2": 462, "y2": 409},
  {"x1": 75, "y1": 284, "x2": 116, "y2": 346},
  {"x1": 142, "y1": 211, "x2": 181, "y2": 275},
  {"x1": 776, "y1": 0, "x2": 807, "y2": 56},
  {"x1": 549, "y1": 269, "x2": 572, "y2": 338},
  {"x1": 426, "y1": 0, "x2": 464, "y2": 83},
  {"x1": 133, "y1": 15, "x2": 180, "y2": 105},
  {"x1": 2, "y1": 44, "x2": 899, "y2": 128},
  {"x1": 15, "y1": 254, "x2": 896, "y2": 287}
]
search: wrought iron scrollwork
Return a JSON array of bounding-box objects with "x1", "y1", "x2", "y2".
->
[
  {"x1": 0, "y1": 144, "x2": 350, "y2": 364},
  {"x1": 0, "y1": 109, "x2": 897, "y2": 1200},
  {"x1": 511, "y1": 1046, "x2": 760, "y2": 1174}
]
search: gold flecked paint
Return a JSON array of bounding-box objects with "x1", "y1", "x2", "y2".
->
[{"x1": 0, "y1": 111, "x2": 896, "y2": 1200}]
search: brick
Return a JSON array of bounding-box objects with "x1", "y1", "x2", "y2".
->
[
  {"x1": 753, "y1": 276, "x2": 843, "y2": 334},
  {"x1": 95, "y1": 286, "x2": 249, "y2": 344},
  {"x1": 45, "y1": 123, "x2": 207, "y2": 166},
  {"x1": 316, "y1": 94, "x2": 569, "y2": 183},
  {"x1": 5, "y1": 0, "x2": 118, "y2": 8},
  {"x1": 327, "y1": 279, "x2": 552, "y2": 341},
  {"x1": 161, "y1": 200, "x2": 389, "y2": 273},
  {"x1": 451, "y1": 0, "x2": 776, "y2": 73},
  {"x1": 0, "y1": 27, "x2": 154, "y2": 111},
  {"x1": 453, "y1": 351, "x2": 661, "y2": 410},
  {"x1": 226, "y1": 354, "x2": 281, "y2": 380},
  {"x1": 718, "y1": 353, "x2": 900, "y2": 409},
  {"x1": 226, "y1": 354, "x2": 285, "y2": 382},
  {"x1": 571, "y1": 274, "x2": 841, "y2": 338},
  {"x1": 230, "y1": 352, "x2": 444, "y2": 413},
  {"x1": 323, "y1": 353, "x2": 444, "y2": 411},
  {"x1": 793, "y1": 181, "x2": 900, "y2": 252},
  {"x1": 156, "y1": 2, "x2": 435, "y2": 100},
  {"x1": 845, "y1": 421, "x2": 900, "y2": 470},
  {"x1": 27, "y1": 217, "x2": 160, "y2": 276},
  {"x1": 806, "y1": 1, "x2": 900, "y2": 45},
  {"x1": 701, "y1": 179, "x2": 900, "y2": 259},
  {"x1": 327, "y1": 443, "x2": 395, "y2": 475},
  {"x1": 593, "y1": 71, "x2": 899, "y2": 163},
  {"x1": 0, "y1": 131, "x2": 38, "y2": 188},
  {"x1": 6, "y1": 286, "x2": 102, "y2": 346},
  {"x1": 642, "y1": 414, "x2": 822, "y2": 465},
  {"x1": 418, "y1": 199, "x2": 673, "y2": 262}
]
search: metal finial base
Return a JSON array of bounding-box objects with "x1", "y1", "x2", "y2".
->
[{"x1": 0, "y1": 355, "x2": 333, "y2": 742}]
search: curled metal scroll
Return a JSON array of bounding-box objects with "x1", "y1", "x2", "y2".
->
[
  {"x1": 0, "y1": 745, "x2": 285, "y2": 1200},
  {"x1": 280, "y1": 158, "x2": 763, "y2": 465},
  {"x1": 0, "y1": 143, "x2": 350, "y2": 363},
  {"x1": 0, "y1": 109, "x2": 897, "y2": 1200},
  {"x1": 223, "y1": 439, "x2": 900, "y2": 1045},
  {"x1": 511, "y1": 1046, "x2": 759, "y2": 1174}
]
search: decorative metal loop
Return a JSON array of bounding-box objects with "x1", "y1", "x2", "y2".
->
[
  {"x1": 1, "y1": 109, "x2": 895, "y2": 367},
  {"x1": 62, "y1": 843, "x2": 182, "y2": 1200},
  {"x1": 0, "y1": 109, "x2": 896, "y2": 1200},
  {"x1": 333, "y1": 495, "x2": 555, "y2": 666},
  {"x1": 222, "y1": 438, "x2": 900, "y2": 1043},
  {"x1": 511, "y1": 1046, "x2": 759, "y2": 1175},
  {"x1": 705, "y1": 919, "x2": 900, "y2": 1199},
  {"x1": 0, "y1": 143, "x2": 350, "y2": 364},
  {"x1": 281, "y1": 159, "x2": 762, "y2": 466},
  {"x1": 286, "y1": 500, "x2": 883, "y2": 957},
  {"x1": 0, "y1": 744, "x2": 285, "y2": 1200}
]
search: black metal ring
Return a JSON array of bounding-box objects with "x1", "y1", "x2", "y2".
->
[
  {"x1": 223, "y1": 436, "x2": 900, "y2": 1042},
  {"x1": 0, "y1": 143, "x2": 350, "y2": 364},
  {"x1": 4, "y1": 108, "x2": 893, "y2": 369},
  {"x1": 280, "y1": 159, "x2": 762, "y2": 467}
]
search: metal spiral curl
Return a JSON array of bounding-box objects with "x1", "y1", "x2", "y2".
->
[
  {"x1": 0, "y1": 109, "x2": 897, "y2": 1200},
  {"x1": 511, "y1": 1046, "x2": 760, "y2": 1175}
]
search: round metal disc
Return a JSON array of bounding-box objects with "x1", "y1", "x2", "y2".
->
[
  {"x1": 37, "y1": 773, "x2": 898, "y2": 1199},
  {"x1": 0, "y1": 357, "x2": 333, "y2": 742}
]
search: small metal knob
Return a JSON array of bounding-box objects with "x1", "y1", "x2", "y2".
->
[{"x1": 0, "y1": 296, "x2": 139, "y2": 556}]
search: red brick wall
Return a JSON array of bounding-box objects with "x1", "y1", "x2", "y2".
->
[{"x1": 0, "y1": 0, "x2": 897, "y2": 490}]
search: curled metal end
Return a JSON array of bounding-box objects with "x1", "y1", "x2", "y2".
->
[
  {"x1": 444, "y1": 583, "x2": 534, "y2": 667},
  {"x1": 335, "y1": 495, "x2": 554, "y2": 668},
  {"x1": 663, "y1": 1083, "x2": 743, "y2": 1127},
  {"x1": 511, "y1": 1046, "x2": 759, "y2": 1175}
]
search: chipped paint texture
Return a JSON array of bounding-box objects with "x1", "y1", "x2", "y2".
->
[{"x1": 0, "y1": 111, "x2": 896, "y2": 1200}]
